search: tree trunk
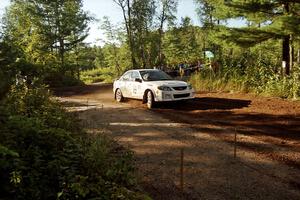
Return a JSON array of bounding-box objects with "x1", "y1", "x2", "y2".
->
[
  {"x1": 126, "y1": 0, "x2": 137, "y2": 68},
  {"x1": 113, "y1": 45, "x2": 121, "y2": 75},
  {"x1": 290, "y1": 34, "x2": 294, "y2": 73},
  {"x1": 282, "y1": 36, "x2": 290, "y2": 75},
  {"x1": 282, "y1": 2, "x2": 290, "y2": 75},
  {"x1": 59, "y1": 38, "x2": 65, "y2": 73},
  {"x1": 141, "y1": 31, "x2": 147, "y2": 68},
  {"x1": 118, "y1": 0, "x2": 137, "y2": 68},
  {"x1": 76, "y1": 46, "x2": 80, "y2": 80},
  {"x1": 158, "y1": 5, "x2": 166, "y2": 68},
  {"x1": 158, "y1": 27, "x2": 164, "y2": 68}
]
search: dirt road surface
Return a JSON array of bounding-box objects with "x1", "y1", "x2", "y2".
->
[{"x1": 55, "y1": 84, "x2": 300, "y2": 200}]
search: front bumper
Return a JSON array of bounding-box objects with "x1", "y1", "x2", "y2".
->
[{"x1": 154, "y1": 89, "x2": 195, "y2": 102}]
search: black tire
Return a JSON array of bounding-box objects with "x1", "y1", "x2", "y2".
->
[
  {"x1": 146, "y1": 90, "x2": 155, "y2": 109},
  {"x1": 115, "y1": 89, "x2": 124, "y2": 102}
]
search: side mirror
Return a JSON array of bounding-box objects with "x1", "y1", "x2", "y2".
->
[{"x1": 135, "y1": 78, "x2": 142, "y2": 83}]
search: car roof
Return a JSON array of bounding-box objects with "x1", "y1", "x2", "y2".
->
[{"x1": 130, "y1": 69, "x2": 160, "y2": 72}]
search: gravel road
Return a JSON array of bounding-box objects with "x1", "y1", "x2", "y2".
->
[{"x1": 55, "y1": 83, "x2": 300, "y2": 200}]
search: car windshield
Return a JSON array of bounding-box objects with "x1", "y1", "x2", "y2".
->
[{"x1": 139, "y1": 70, "x2": 173, "y2": 81}]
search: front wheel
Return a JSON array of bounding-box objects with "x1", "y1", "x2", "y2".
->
[
  {"x1": 115, "y1": 89, "x2": 124, "y2": 102},
  {"x1": 146, "y1": 90, "x2": 155, "y2": 109}
]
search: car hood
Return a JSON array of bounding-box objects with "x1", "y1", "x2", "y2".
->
[{"x1": 145, "y1": 80, "x2": 188, "y2": 87}]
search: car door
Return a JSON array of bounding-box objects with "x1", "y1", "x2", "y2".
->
[
  {"x1": 130, "y1": 71, "x2": 143, "y2": 99},
  {"x1": 119, "y1": 71, "x2": 132, "y2": 97}
]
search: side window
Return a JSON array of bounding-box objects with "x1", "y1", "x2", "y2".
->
[
  {"x1": 131, "y1": 71, "x2": 140, "y2": 81},
  {"x1": 121, "y1": 71, "x2": 131, "y2": 81}
]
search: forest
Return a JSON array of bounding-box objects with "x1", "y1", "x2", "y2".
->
[{"x1": 1, "y1": 0, "x2": 300, "y2": 199}]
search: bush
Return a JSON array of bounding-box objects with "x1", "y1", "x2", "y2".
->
[
  {"x1": 190, "y1": 63, "x2": 300, "y2": 99},
  {"x1": 80, "y1": 67, "x2": 117, "y2": 84},
  {"x1": 44, "y1": 72, "x2": 84, "y2": 87},
  {"x1": 0, "y1": 82, "x2": 149, "y2": 199}
]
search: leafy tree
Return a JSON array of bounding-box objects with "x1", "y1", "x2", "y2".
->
[
  {"x1": 93, "y1": 46, "x2": 107, "y2": 68},
  {"x1": 67, "y1": 44, "x2": 99, "y2": 78},
  {"x1": 196, "y1": 0, "x2": 300, "y2": 75},
  {"x1": 131, "y1": 0, "x2": 156, "y2": 68},
  {"x1": 113, "y1": 0, "x2": 137, "y2": 67},
  {"x1": 101, "y1": 16, "x2": 122, "y2": 75},
  {"x1": 156, "y1": 0, "x2": 178, "y2": 67},
  {"x1": 113, "y1": 0, "x2": 157, "y2": 68},
  {"x1": 3, "y1": 0, "x2": 91, "y2": 74},
  {"x1": 163, "y1": 17, "x2": 202, "y2": 66},
  {"x1": 3, "y1": 1, "x2": 50, "y2": 65},
  {"x1": 0, "y1": 39, "x2": 15, "y2": 99},
  {"x1": 196, "y1": 0, "x2": 217, "y2": 28}
]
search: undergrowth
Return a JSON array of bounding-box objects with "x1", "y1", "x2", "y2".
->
[
  {"x1": 80, "y1": 67, "x2": 117, "y2": 84},
  {"x1": 0, "y1": 82, "x2": 150, "y2": 199},
  {"x1": 190, "y1": 63, "x2": 300, "y2": 99}
]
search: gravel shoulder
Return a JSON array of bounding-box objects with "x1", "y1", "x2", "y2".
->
[{"x1": 54, "y1": 84, "x2": 300, "y2": 200}]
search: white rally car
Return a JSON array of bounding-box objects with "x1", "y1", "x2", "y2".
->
[{"x1": 113, "y1": 69, "x2": 195, "y2": 109}]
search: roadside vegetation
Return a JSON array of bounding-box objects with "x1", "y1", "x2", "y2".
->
[
  {"x1": 80, "y1": 0, "x2": 300, "y2": 99},
  {"x1": 80, "y1": 67, "x2": 117, "y2": 84},
  {"x1": 188, "y1": 1, "x2": 300, "y2": 99},
  {"x1": 189, "y1": 40, "x2": 300, "y2": 99},
  {"x1": 190, "y1": 64, "x2": 300, "y2": 99},
  {"x1": 1, "y1": 0, "x2": 300, "y2": 198},
  {"x1": 0, "y1": 0, "x2": 148, "y2": 199},
  {"x1": 0, "y1": 82, "x2": 147, "y2": 199}
]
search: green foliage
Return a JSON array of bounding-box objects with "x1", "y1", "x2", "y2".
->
[
  {"x1": 163, "y1": 17, "x2": 202, "y2": 66},
  {"x1": 261, "y1": 69, "x2": 300, "y2": 99},
  {"x1": 0, "y1": 82, "x2": 148, "y2": 199},
  {"x1": 80, "y1": 67, "x2": 117, "y2": 84},
  {"x1": 101, "y1": 17, "x2": 123, "y2": 74},
  {"x1": 195, "y1": 0, "x2": 300, "y2": 76},
  {"x1": 113, "y1": 0, "x2": 178, "y2": 68},
  {"x1": 0, "y1": 83, "x2": 82, "y2": 199},
  {"x1": 2, "y1": 0, "x2": 91, "y2": 87},
  {"x1": 187, "y1": 1, "x2": 300, "y2": 100},
  {"x1": 0, "y1": 37, "x2": 21, "y2": 98},
  {"x1": 190, "y1": 60, "x2": 300, "y2": 99},
  {"x1": 44, "y1": 71, "x2": 84, "y2": 87}
]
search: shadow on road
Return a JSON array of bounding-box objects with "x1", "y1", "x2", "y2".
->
[
  {"x1": 54, "y1": 82, "x2": 300, "y2": 199},
  {"x1": 154, "y1": 107, "x2": 300, "y2": 141},
  {"x1": 52, "y1": 83, "x2": 112, "y2": 97},
  {"x1": 68, "y1": 104, "x2": 300, "y2": 200},
  {"x1": 155, "y1": 97, "x2": 251, "y2": 111}
]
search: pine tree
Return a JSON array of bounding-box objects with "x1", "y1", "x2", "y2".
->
[
  {"x1": 196, "y1": 0, "x2": 300, "y2": 75},
  {"x1": 163, "y1": 17, "x2": 202, "y2": 66}
]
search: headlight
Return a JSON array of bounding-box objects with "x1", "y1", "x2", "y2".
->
[
  {"x1": 157, "y1": 86, "x2": 172, "y2": 91},
  {"x1": 188, "y1": 84, "x2": 193, "y2": 90}
]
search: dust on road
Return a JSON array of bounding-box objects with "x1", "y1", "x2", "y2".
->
[{"x1": 55, "y1": 83, "x2": 300, "y2": 200}]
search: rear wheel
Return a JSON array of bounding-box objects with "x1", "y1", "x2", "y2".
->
[
  {"x1": 115, "y1": 89, "x2": 124, "y2": 102},
  {"x1": 146, "y1": 90, "x2": 155, "y2": 109}
]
